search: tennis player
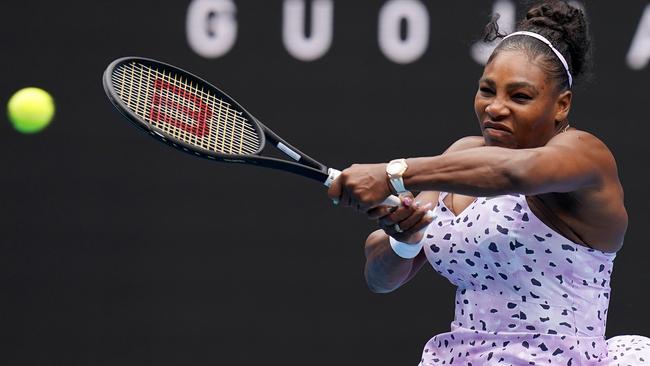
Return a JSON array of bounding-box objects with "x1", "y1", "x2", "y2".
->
[{"x1": 328, "y1": 1, "x2": 650, "y2": 364}]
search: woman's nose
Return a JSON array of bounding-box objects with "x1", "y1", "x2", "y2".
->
[{"x1": 485, "y1": 98, "x2": 510, "y2": 119}]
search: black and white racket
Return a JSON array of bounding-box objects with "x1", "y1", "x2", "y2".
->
[{"x1": 102, "y1": 57, "x2": 400, "y2": 206}]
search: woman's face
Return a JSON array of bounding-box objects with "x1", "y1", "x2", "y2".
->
[{"x1": 474, "y1": 50, "x2": 571, "y2": 149}]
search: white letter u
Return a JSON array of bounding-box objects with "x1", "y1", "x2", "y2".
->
[{"x1": 283, "y1": 0, "x2": 334, "y2": 61}]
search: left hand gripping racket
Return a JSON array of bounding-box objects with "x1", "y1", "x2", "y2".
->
[{"x1": 102, "y1": 57, "x2": 400, "y2": 207}]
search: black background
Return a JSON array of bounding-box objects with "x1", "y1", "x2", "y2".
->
[{"x1": 1, "y1": 1, "x2": 648, "y2": 365}]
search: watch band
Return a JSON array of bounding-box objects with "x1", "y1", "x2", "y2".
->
[{"x1": 389, "y1": 176, "x2": 407, "y2": 194}]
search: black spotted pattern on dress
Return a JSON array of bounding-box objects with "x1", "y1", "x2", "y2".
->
[{"x1": 417, "y1": 193, "x2": 650, "y2": 365}]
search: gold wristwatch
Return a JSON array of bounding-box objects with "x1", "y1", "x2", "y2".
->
[{"x1": 386, "y1": 158, "x2": 409, "y2": 194}]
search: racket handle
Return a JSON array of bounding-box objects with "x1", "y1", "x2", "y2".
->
[
  {"x1": 382, "y1": 195, "x2": 402, "y2": 207},
  {"x1": 325, "y1": 168, "x2": 401, "y2": 207}
]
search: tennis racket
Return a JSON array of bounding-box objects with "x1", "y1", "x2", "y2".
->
[{"x1": 102, "y1": 57, "x2": 400, "y2": 207}]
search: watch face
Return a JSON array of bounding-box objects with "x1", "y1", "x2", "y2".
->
[{"x1": 387, "y1": 161, "x2": 403, "y2": 175}]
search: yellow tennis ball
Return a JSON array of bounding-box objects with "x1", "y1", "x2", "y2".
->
[{"x1": 7, "y1": 87, "x2": 55, "y2": 134}]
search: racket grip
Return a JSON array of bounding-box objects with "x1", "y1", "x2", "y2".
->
[
  {"x1": 325, "y1": 168, "x2": 401, "y2": 207},
  {"x1": 382, "y1": 195, "x2": 402, "y2": 207}
]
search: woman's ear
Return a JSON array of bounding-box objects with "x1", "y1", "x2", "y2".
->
[{"x1": 555, "y1": 90, "x2": 572, "y2": 124}]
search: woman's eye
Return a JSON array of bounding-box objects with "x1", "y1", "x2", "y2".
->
[
  {"x1": 513, "y1": 93, "x2": 532, "y2": 100},
  {"x1": 479, "y1": 87, "x2": 494, "y2": 94}
]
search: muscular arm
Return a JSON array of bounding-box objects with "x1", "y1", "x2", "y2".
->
[
  {"x1": 404, "y1": 131, "x2": 614, "y2": 197},
  {"x1": 363, "y1": 136, "x2": 484, "y2": 293}
]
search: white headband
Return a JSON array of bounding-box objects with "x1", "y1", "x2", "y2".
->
[{"x1": 502, "y1": 31, "x2": 573, "y2": 88}]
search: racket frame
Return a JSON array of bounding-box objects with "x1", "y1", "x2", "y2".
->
[{"x1": 102, "y1": 56, "x2": 331, "y2": 183}]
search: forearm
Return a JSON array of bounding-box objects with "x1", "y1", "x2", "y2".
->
[
  {"x1": 403, "y1": 146, "x2": 530, "y2": 196},
  {"x1": 364, "y1": 230, "x2": 416, "y2": 293}
]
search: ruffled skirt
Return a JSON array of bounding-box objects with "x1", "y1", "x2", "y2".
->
[{"x1": 418, "y1": 326, "x2": 650, "y2": 365}]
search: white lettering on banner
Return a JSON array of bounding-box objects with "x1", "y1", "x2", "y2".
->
[
  {"x1": 283, "y1": 0, "x2": 334, "y2": 61},
  {"x1": 378, "y1": 0, "x2": 430, "y2": 64},
  {"x1": 628, "y1": 4, "x2": 650, "y2": 70},
  {"x1": 184, "y1": 1, "x2": 647, "y2": 72},
  {"x1": 186, "y1": 0, "x2": 238, "y2": 58},
  {"x1": 470, "y1": 0, "x2": 515, "y2": 65}
]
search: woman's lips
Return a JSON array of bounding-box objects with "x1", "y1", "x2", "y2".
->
[{"x1": 483, "y1": 121, "x2": 513, "y2": 134}]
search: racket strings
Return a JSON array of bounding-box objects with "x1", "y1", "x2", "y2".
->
[{"x1": 111, "y1": 62, "x2": 261, "y2": 155}]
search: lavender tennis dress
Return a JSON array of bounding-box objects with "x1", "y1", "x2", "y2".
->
[{"x1": 418, "y1": 193, "x2": 650, "y2": 365}]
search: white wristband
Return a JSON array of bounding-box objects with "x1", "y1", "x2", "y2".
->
[{"x1": 389, "y1": 236, "x2": 423, "y2": 259}]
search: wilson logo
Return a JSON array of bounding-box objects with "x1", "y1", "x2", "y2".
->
[{"x1": 150, "y1": 78, "x2": 212, "y2": 137}]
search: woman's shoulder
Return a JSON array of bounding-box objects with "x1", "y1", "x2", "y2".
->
[
  {"x1": 550, "y1": 128, "x2": 609, "y2": 150},
  {"x1": 549, "y1": 128, "x2": 619, "y2": 171},
  {"x1": 546, "y1": 128, "x2": 627, "y2": 252}
]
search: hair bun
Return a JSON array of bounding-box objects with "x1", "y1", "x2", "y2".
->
[
  {"x1": 525, "y1": 1, "x2": 582, "y2": 31},
  {"x1": 518, "y1": 0, "x2": 591, "y2": 80}
]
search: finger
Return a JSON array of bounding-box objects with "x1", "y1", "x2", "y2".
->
[
  {"x1": 395, "y1": 202, "x2": 434, "y2": 232},
  {"x1": 379, "y1": 207, "x2": 413, "y2": 227},
  {"x1": 379, "y1": 198, "x2": 417, "y2": 226},
  {"x1": 390, "y1": 207, "x2": 435, "y2": 242},
  {"x1": 336, "y1": 188, "x2": 352, "y2": 207},
  {"x1": 390, "y1": 219, "x2": 432, "y2": 242},
  {"x1": 371, "y1": 191, "x2": 411, "y2": 210},
  {"x1": 399, "y1": 192, "x2": 415, "y2": 201},
  {"x1": 366, "y1": 205, "x2": 397, "y2": 220},
  {"x1": 408, "y1": 212, "x2": 436, "y2": 233},
  {"x1": 380, "y1": 221, "x2": 406, "y2": 237},
  {"x1": 377, "y1": 212, "x2": 402, "y2": 231}
]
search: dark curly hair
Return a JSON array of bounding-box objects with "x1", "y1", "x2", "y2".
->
[{"x1": 483, "y1": 0, "x2": 592, "y2": 91}]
